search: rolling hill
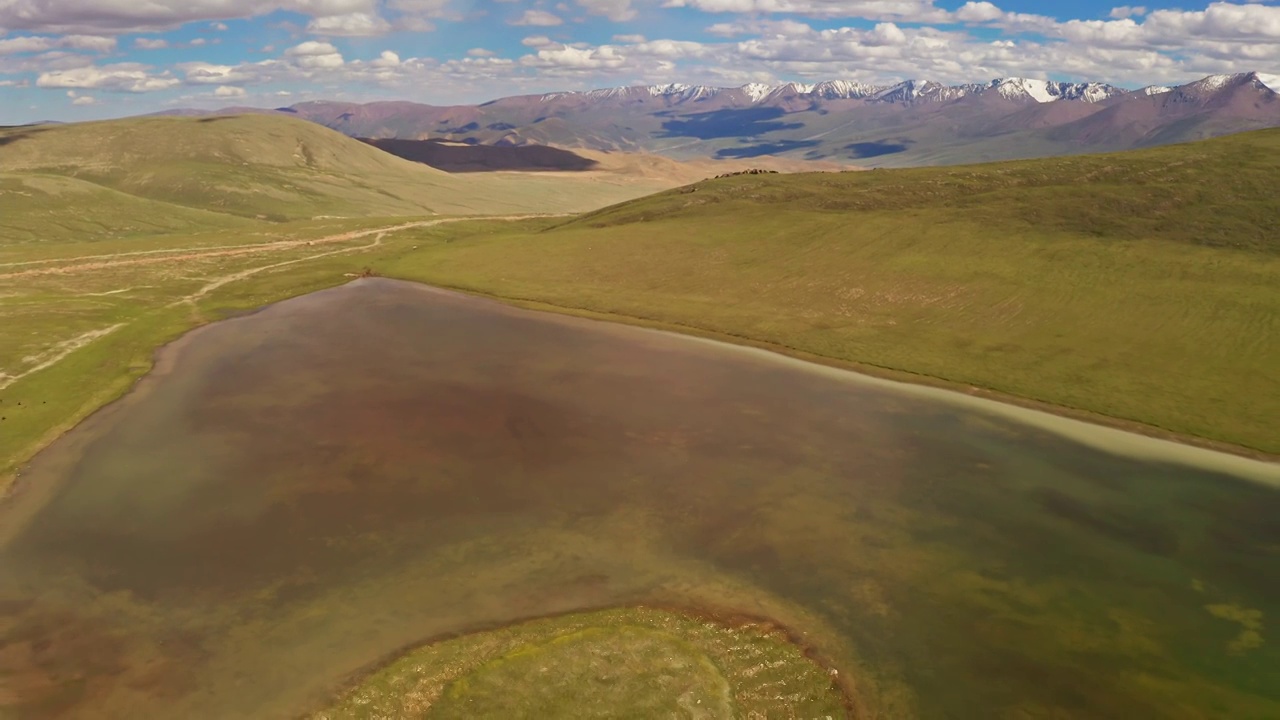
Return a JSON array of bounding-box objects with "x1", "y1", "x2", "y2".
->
[
  {"x1": 380, "y1": 129, "x2": 1280, "y2": 453},
  {"x1": 0, "y1": 114, "x2": 688, "y2": 231}
]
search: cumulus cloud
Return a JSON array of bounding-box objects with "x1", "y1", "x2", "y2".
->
[
  {"x1": 285, "y1": 40, "x2": 346, "y2": 69},
  {"x1": 134, "y1": 38, "x2": 169, "y2": 50},
  {"x1": 0, "y1": 35, "x2": 116, "y2": 55},
  {"x1": 371, "y1": 50, "x2": 401, "y2": 67},
  {"x1": 9, "y1": 0, "x2": 1275, "y2": 116},
  {"x1": 0, "y1": 0, "x2": 382, "y2": 34},
  {"x1": 306, "y1": 12, "x2": 391, "y2": 36},
  {"x1": 510, "y1": 10, "x2": 564, "y2": 26},
  {"x1": 521, "y1": 44, "x2": 627, "y2": 70},
  {"x1": 179, "y1": 61, "x2": 256, "y2": 84},
  {"x1": 214, "y1": 85, "x2": 246, "y2": 96},
  {"x1": 69, "y1": 91, "x2": 99, "y2": 104},
  {"x1": 37, "y1": 63, "x2": 181, "y2": 92},
  {"x1": 663, "y1": 0, "x2": 949, "y2": 21}
]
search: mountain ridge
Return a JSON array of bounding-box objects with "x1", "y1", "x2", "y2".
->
[{"x1": 159, "y1": 72, "x2": 1279, "y2": 168}]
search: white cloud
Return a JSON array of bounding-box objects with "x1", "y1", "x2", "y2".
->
[
  {"x1": 467, "y1": 48, "x2": 497, "y2": 57},
  {"x1": 70, "y1": 91, "x2": 99, "y2": 104},
  {"x1": 0, "y1": 0, "x2": 382, "y2": 34},
  {"x1": 214, "y1": 85, "x2": 246, "y2": 97},
  {"x1": 211, "y1": 21, "x2": 229, "y2": 30},
  {"x1": 189, "y1": 38, "x2": 208, "y2": 46},
  {"x1": 307, "y1": 12, "x2": 391, "y2": 36},
  {"x1": 663, "y1": 0, "x2": 948, "y2": 21},
  {"x1": 371, "y1": 50, "x2": 401, "y2": 67},
  {"x1": 134, "y1": 38, "x2": 169, "y2": 50},
  {"x1": 521, "y1": 44, "x2": 627, "y2": 70},
  {"x1": 37, "y1": 63, "x2": 181, "y2": 92},
  {"x1": 954, "y1": 2, "x2": 1004, "y2": 23},
  {"x1": 285, "y1": 40, "x2": 346, "y2": 69},
  {"x1": 522, "y1": 35, "x2": 558, "y2": 48},
  {"x1": 577, "y1": 0, "x2": 637, "y2": 22},
  {"x1": 511, "y1": 10, "x2": 564, "y2": 26},
  {"x1": 0, "y1": 35, "x2": 117, "y2": 55},
  {"x1": 180, "y1": 62, "x2": 256, "y2": 84},
  {"x1": 612, "y1": 34, "x2": 646, "y2": 43}
]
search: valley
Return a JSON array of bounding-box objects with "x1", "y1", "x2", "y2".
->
[{"x1": 1, "y1": 106, "x2": 1278, "y2": 720}]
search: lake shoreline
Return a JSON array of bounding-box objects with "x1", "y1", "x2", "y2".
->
[
  {"x1": 3, "y1": 274, "x2": 1276, "y2": 508},
  {"x1": 395, "y1": 278, "x2": 1280, "y2": 473},
  {"x1": 4, "y1": 276, "x2": 1276, "y2": 719}
]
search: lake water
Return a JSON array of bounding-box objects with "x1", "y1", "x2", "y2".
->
[{"x1": 1, "y1": 278, "x2": 1277, "y2": 719}]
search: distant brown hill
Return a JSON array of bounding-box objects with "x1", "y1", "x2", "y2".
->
[
  {"x1": 164, "y1": 72, "x2": 1280, "y2": 168},
  {"x1": 361, "y1": 137, "x2": 599, "y2": 173}
]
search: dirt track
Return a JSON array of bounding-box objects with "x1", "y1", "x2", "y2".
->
[{"x1": 0, "y1": 217, "x2": 550, "y2": 280}]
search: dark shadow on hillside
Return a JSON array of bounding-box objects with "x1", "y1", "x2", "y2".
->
[
  {"x1": 715, "y1": 140, "x2": 819, "y2": 159},
  {"x1": 0, "y1": 126, "x2": 49, "y2": 147},
  {"x1": 659, "y1": 107, "x2": 804, "y2": 140},
  {"x1": 362, "y1": 137, "x2": 599, "y2": 173},
  {"x1": 845, "y1": 139, "x2": 913, "y2": 158},
  {"x1": 197, "y1": 116, "x2": 238, "y2": 124}
]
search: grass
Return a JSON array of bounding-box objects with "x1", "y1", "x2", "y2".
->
[
  {"x1": 371, "y1": 130, "x2": 1280, "y2": 453},
  {"x1": 3, "y1": 128, "x2": 1278, "y2": 489},
  {"x1": 314, "y1": 607, "x2": 846, "y2": 719},
  {"x1": 0, "y1": 115, "x2": 674, "y2": 220}
]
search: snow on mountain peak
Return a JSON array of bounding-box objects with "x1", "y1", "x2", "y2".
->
[
  {"x1": 531, "y1": 74, "x2": 1274, "y2": 108},
  {"x1": 1195, "y1": 74, "x2": 1243, "y2": 92},
  {"x1": 740, "y1": 83, "x2": 772, "y2": 102},
  {"x1": 811, "y1": 80, "x2": 880, "y2": 99},
  {"x1": 994, "y1": 78, "x2": 1059, "y2": 103},
  {"x1": 647, "y1": 83, "x2": 691, "y2": 96},
  {"x1": 1187, "y1": 72, "x2": 1268, "y2": 95}
]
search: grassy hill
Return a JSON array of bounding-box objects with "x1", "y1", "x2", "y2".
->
[
  {"x1": 0, "y1": 115, "x2": 673, "y2": 224},
  {"x1": 380, "y1": 129, "x2": 1280, "y2": 453}
]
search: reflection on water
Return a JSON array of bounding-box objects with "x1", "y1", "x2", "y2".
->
[{"x1": 1, "y1": 278, "x2": 1277, "y2": 719}]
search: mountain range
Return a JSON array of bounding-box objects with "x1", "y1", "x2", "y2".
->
[{"x1": 174, "y1": 72, "x2": 1279, "y2": 167}]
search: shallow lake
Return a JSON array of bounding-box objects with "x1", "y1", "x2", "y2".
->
[{"x1": 1, "y1": 278, "x2": 1277, "y2": 719}]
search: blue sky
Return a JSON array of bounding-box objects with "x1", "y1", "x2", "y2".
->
[{"x1": 1, "y1": 1, "x2": 1277, "y2": 123}]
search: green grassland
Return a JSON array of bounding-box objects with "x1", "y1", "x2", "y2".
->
[
  {"x1": 0, "y1": 115, "x2": 672, "y2": 221},
  {"x1": 376, "y1": 130, "x2": 1280, "y2": 453},
  {"x1": 315, "y1": 607, "x2": 846, "y2": 719}
]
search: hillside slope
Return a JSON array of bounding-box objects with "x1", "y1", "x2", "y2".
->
[
  {"x1": 384, "y1": 130, "x2": 1280, "y2": 453},
  {"x1": 0, "y1": 115, "x2": 674, "y2": 223}
]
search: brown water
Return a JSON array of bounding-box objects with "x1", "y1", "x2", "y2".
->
[{"x1": 1, "y1": 278, "x2": 1277, "y2": 719}]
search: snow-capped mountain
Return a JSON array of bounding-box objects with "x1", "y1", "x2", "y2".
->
[
  {"x1": 537, "y1": 76, "x2": 1129, "y2": 107},
  {"x1": 989, "y1": 78, "x2": 1125, "y2": 103},
  {"x1": 270, "y1": 71, "x2": 1279, "y2": 168}
]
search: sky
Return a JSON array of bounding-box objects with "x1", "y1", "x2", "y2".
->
[{"x1": 0, "y1": 0, "x2": 1278, "y2": 123}]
